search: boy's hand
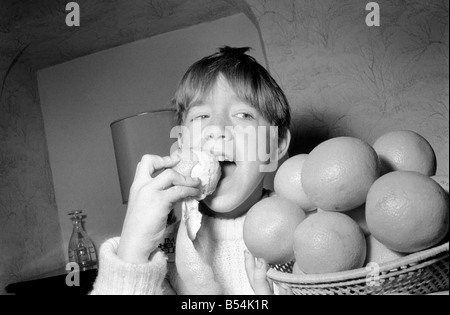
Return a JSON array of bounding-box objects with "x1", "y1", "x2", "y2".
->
[
  {"x1": 118, "y1": 154, "x2": 201, "y2": 264},
  {"x1": 244, "y1": 250, "x2": 274, "y2": 295},
  {"x1": 244, "y1": 250, "x2": 293, "y2": 295}
]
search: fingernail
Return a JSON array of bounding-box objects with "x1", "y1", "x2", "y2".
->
[
  {"x1": 196, "y1": 190, "x2": 203, "y2": 198},
  {"x1": 256, "y1": 258, "x2": 264, "y2": 268}
]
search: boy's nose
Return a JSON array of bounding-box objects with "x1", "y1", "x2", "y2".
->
[
  {"x1": 203, "y1": 117, "x2": 233, "y2": 141},
  {"x1": 204, "y1": 125, "x2": 233, "y2": 141}
]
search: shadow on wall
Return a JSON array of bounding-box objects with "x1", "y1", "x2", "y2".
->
[{"x1": 288, "y1": 116, "x2": 335, "y2": 156}]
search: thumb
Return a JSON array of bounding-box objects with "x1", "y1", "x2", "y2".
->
[{"x1": 252, "y1": 258, "x2": 274, "y2": 295}]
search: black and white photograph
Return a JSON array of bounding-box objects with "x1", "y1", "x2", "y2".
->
[{"x1": 0, "y1": 0, "x2": 448, "y2": 299}]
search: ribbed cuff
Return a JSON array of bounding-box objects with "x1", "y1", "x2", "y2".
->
[{"x1": 90, "y1": 237, "x2": 168, "y2": 295}]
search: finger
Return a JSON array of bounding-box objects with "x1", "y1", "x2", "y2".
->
[
  {"x1": 267, "y1": 273, "x2": 274, "y2": 293},
  {"x1": 134, "y1": 155, "x2": 179, "y2": 185},
  {"x1": 163, "y1": 186, "x2": 202, "y2": 203},
  {"x1": 277, "y1": 284, "x2": 293, "y2": 295},
  {"x1": 134, "y1": 155, "x2": 163, "y2": 184},
  {"x1": 252, "y1": 258, "x2": 273, "y2": 295},
  {"x1": 244, "y1": 250, "x2": 256, "y2": 288},
  {"x1": 152, "y1": 169, "x2": 201, "y2": 190},
  {"x1": 133, "y1": 162, "x2": 142, "y2": 182}
]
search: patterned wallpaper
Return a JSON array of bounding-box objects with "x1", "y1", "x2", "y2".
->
[
  {"x1": 0, "y1": 0, "x2": 240, "y2": 295},
  {"x1": 0, "y1": 0, "x2": 448, "y2": 294},
  {"x1": 0, "y1": 57, "x2": 66, "y2": 293},
  {"x1": 1, "y1": 0, "x2": 240, "y2": 70},
  {"x1": 246, "y1": 0, "x2": 449, "y2": 174}
]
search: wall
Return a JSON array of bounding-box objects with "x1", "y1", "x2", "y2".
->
[
  {"x1": 246, "y1": 0, "x2": 449, "y2": 174},
  {"x1": 37, "y1": 13, "x2": 266, "y2": 260},
  {"x1": 2, "y1": 0, "x2": 447, "y2": 295},
  {"x1": 0, "y1": 54, "x2": 65, "y2": 294}
]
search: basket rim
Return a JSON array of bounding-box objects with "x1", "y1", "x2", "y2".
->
[{"x1": 267, "y1": 242, "x2": 449, "y2": 284}]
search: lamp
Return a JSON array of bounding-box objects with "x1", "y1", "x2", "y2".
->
[{"x1": 111, "y1": 109, "x2": 177, "y2": 204}]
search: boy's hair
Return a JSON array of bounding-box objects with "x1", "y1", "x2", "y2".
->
[{"x1": 172, "y1": 46, "x2": 291, "y2": 139}]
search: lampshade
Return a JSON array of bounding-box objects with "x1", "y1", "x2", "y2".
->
[{"x1": 111, "y1": 109, "x2": 177, "y2": 204}]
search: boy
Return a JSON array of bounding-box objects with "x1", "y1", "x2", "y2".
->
[{"x1": 91, "y1": 46, "x2": 291, "y2": 295}]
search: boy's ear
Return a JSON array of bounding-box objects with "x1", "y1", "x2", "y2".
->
[{"x1": 277, "y1": 129, "x2": 291, "y2": 161}]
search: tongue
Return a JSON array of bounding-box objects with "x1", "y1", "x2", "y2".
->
[{"x1": 220, "y1": 162, "x2": 236, "y2": 178}]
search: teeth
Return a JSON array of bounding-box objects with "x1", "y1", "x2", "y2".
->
[{"x1": 215, "y1": 155, "x2": 233, "y2": 162}]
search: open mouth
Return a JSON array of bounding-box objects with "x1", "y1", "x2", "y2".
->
[{"x1": 219, "y1": 161, "x2": 237, "y2": 179}]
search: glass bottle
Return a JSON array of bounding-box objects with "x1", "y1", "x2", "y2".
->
[{"x1": 68, "y1": 210, "x2": 97, "y2": 270}]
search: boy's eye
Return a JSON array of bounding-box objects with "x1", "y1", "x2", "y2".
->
[
  {"x1": 191, "y1": 114, "x2": 209, "y2": 121},
  {"x1": 235, "y1": 112, "x2": 254, "y2": 120}
]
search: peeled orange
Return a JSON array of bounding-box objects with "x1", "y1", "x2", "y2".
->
[
  {"x1": 243, "y1": 196, "x2": 306, "y2": 264},
  {"x1": 366, "y1": 171, "x2": 449, "y2": 253},
  {"x1": 301, "y1": 137, "x2": 380, "y2": 212},
  {"x1": 293, "y1": 212, "x2": 366, "y2": 274},
  {"x1": 172, "y1": 149, "x2": 198, "y2": 176}
]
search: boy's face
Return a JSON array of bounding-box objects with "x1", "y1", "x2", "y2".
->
[{"x1": 179, "y1": 75, "x2": 278, "y2": 216}]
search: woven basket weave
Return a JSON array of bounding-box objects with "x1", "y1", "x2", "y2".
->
[{"x1": 268, "y1": 242, "x2": 449, "y2": 295}]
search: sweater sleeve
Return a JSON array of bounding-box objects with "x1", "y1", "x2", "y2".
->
[{"x1": 90, "y1": 237, "x2": 169, "y2": 295}]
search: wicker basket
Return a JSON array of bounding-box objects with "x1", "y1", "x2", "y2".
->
[{"x1": 268, "y1": 242, "x2": 449, "y2": 295}]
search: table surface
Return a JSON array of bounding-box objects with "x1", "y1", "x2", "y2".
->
[
  {"x1": 5, "y1": 266, "x2": 98, "y2": 295},
  {"x1": 5, "y1": 266, "x2": 448, "y2": 295}
]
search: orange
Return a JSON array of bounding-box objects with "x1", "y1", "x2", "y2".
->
[
  {"x1": 366, "y1": 171, "x2": 449, "y2": 253},
  {"x1": 172, "y1": 149, "x2": 197, "y2": 176},
  {"x1": 274, "y1": 154, "x2": 316, "y2": 212},
  {"x1": 243, "y1": 196, "x2": 306, "y2": 264},
  {"x1": 293, "y1": 212, "x2": 366, "y2": 274},
  {"x1": 372, "y1": 130, "x2": 437, "y2": 176},
  {"x1": 301, "y1": 137, "x2": 380, "y2": 212},
  {"x1": 431, "y1": 175, "x2": 449, "y2": 194},
  {"x1": 292, "y1": 262, "x2": 305, "y2": 275},
  {"x1": 364, "y1": 235, "x2": 405, "y2": 265},
  {"x1": 431, "y1": 175, "x2": 449, "y2": 244},
  {"x1": 344, "y1": 204, "x2": 370, "y2": 237}
]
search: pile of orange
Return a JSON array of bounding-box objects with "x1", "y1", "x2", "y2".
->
[{"x1": 244, "y1": 130, "x2": 449, "y2": 274}]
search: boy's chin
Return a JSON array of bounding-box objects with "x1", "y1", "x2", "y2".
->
[
  {"x1": 201, "y1": 197, "x2": 241, "y2": 217},
  {"x1": 201, "y1": 180, "x2": 265, "y2": 218},
  {"x1": 200, "y1": 194, "x2": 252, "y2": 219}
]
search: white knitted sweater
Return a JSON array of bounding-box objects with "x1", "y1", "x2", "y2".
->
[{"x1": 90, "y1": 214, "x2": 255, "y2": 295}]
